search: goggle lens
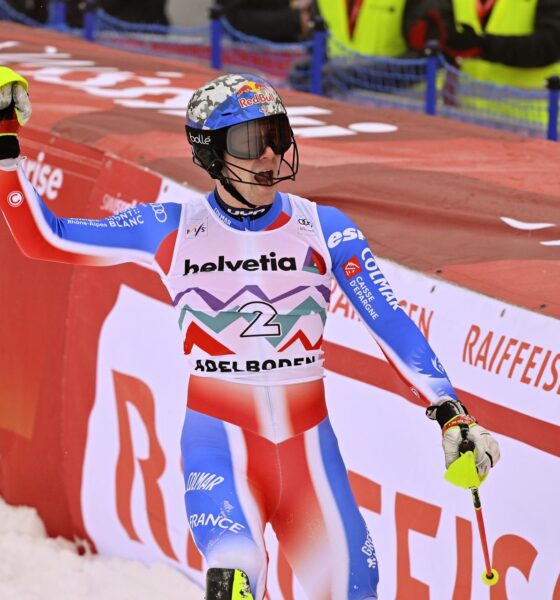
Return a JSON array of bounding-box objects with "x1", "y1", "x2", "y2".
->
[{"x1": 226, "y1": 115, "x2": 292, "y2": 159}]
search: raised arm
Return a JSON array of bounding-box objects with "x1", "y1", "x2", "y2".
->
[
  {"x1": 318, "y1": 204, "x2": 500, "y2": 478},
  {"x1": 0, "y1": 67, "x2": 181, "y2": 269}
]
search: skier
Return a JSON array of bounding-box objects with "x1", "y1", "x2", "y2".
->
[{"x1": 0, "y1": 67, "x2": 500, "y2": 600}]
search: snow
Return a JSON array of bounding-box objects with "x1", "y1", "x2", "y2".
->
[{"x1": 0, "y1": 497, "x2": 203, "y2": 600}]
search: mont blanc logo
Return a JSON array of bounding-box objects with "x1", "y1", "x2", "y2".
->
[{"x1": 7, "y1": 191, "x2": 23, "y2": 207}]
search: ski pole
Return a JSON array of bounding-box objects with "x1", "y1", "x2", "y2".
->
[{"x1": 458, "y1": 428, "x2": 499, "y2": 586}]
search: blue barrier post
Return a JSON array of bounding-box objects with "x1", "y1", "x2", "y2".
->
[
  {"x1": 210, "y1": 5, "x2": 223, "y2": 70},
  {"x1": 424, "y1": 40, "x2": 439, "y2": 116},
  {"x1": 83, "y1": 1, "x2": 97, "y2": 41},
  {"x1": 310, "y1": 16, "x2": 327, "y2": 95},
  {"x1": 48, "y1": 0, "x2": 66, "y2": 30},
  {"x1": 546, "y1": 75, "x2": 559, "y2": 141}
]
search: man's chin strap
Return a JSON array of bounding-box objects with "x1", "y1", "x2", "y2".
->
[
  {"x1": 219, "y1": 174, "x2": 258, "y2": 209},
  {"x1": 216, "y1": 156, "x2": 287, "y2": 209}
]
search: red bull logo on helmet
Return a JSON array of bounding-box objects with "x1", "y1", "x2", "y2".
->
[{"x1": 237, "y1": 81, "x2": 275, "y2": 109}]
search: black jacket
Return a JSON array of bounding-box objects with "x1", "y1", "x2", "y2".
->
[
  {"x1": 441, "y1": 0, "x2": 560, "y2": 67},
  {"x1": 217, "y1": 0, "x2": 307, "y2": 43}
]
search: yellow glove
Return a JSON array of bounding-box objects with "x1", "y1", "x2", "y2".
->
[{"x1": 0, "y1": 67, "x2": 31, "y2": 158}]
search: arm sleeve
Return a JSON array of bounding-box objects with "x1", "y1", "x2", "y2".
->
[
  {"x1": 471, "y1": 0, "x2": 560, "y2": 67},
  {"x1": 0, "y1": 158, "x2": 182, "y2": 268},
  {"x1": 318, "y1": 205, "x2": 458, "y2": 405}
]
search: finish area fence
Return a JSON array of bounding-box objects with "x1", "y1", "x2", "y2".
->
[{"x1": 1, "y1": 0, "x2": 559, "y2": 141}]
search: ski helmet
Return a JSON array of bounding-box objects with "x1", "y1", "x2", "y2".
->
[{"x1": 185, "y1": 73, "x2": 298, "y2": 188}]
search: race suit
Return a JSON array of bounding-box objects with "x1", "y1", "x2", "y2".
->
[{"x1": 0, "y1": 159, "x2": 459, "y2": 600}]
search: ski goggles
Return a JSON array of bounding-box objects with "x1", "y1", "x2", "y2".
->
[{"x1": 186, "y1": 114, "x2": 293, "y2": 160}]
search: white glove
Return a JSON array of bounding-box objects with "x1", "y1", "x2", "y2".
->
[{"x1": 427, "y1": 400, "x2": 501, "y2": 478}]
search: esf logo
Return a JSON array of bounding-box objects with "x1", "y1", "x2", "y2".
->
[
  {"x1": 184, "y1": 252, "x2": 296, "y2": 275},
  {"x1": 188, "y1": 132, "x2": 211, "y2": 145},
  {"x1": 327, "y1": 227, "x2": 365, "y2": 248}
]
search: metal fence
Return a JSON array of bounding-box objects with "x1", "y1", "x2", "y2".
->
[{"x1": 1, "y1": 0, "x2": 558, "y2": 141}]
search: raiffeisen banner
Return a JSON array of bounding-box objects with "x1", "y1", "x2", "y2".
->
[
  {"x1": 0, "y1": 21, "x2": 558, "y2": 600},
  {"x1": 77, "y1": 246, "x2": 560, "y2": 600}
]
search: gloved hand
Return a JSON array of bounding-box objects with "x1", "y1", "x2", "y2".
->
[
  {"x1": 427, "y1": 400, "x2": 501, "y2": 478},
  {"x1": 407, "y1": 10, "x2": 447, "y2": 52},
  {"x1": 443, "y1": 24, "x2": 484, "y2": 58},
  {"x1": 0, "y1": 66, "x2": 31, "y2": 159}
]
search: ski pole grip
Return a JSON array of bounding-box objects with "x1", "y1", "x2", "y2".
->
[{"x1": 459, "y1": 424, "x2": 475, "y2": 454}]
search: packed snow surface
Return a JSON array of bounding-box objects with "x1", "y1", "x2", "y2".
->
[{"x1": 0, "y1": 497, "x2": 202, "y2": 600}]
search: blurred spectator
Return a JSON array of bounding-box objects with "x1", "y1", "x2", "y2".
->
[
  {"x1": 100, "y1": 0, "x2": 169, "y2": 25},
  {"x1": 7, "y1": 0, "x2": 169, "y2": 26},
  {"x1": 217, "y1": 0, "x2": 313, "y2": 43},
  {"x1": 6, "y1": 0, "x2": 48, "y2": 22},
  {"x1": 316, "y1": 0, "x2": 435, "y2": 58},
  {"x1": 66, "y1": 0, "x2": 95, "y2": 28},
  {"x1": 288, "y1": 1, "x2": 437, "y2": 94},
  {"x1": 407, "y1": 0, "x2": 560, "y2": 88}
]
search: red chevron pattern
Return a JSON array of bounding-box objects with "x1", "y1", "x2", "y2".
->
[
  {"x1": 278, "y1": 331, "x2": 323, "y2": 352},
  {"x1": 183, "y1": 322, "x2": 234, "y2": 356}
]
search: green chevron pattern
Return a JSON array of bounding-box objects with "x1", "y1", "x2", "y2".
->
[{"x1": 178, "y1": 297, "x2": 326, "y2": 347}]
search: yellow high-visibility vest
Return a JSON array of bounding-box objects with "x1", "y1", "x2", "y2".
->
[
  {"x1": 452, "y1": 0, "x2": 560, "y2": 88},
  {"x1": 317, "y1": 0, "x2": 408, "y2": 56}
]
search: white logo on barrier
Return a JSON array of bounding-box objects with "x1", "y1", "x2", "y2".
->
[
  {"x1": 101, "y1": 193, "x2": 138, "y2": 215},
  {"x1": 22, "y1": 151, "x2": 64, "y2": 200},
  {"x1": 7, "y1": 191, "x2": 23, "y2": 207},
  {"x1": 0, "y1": 51, "x2": 397, "y2": 139},
  {"x1": 500, "y1": 216, "x2": 560, "y2": 246}
]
